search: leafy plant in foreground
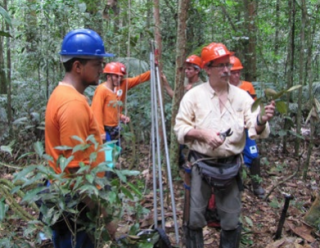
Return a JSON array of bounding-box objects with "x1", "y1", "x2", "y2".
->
[{"x1": 0, "y1": 139, "x2": 146, "y2": 247}]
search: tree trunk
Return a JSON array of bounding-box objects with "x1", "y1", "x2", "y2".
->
[
  {"x1": 302, "y1": 3, "x2": 317, "y2": 180},
  {"x1": 0, "y1": 36, "x2": 6, "y2": 94},
  {"x1": 295, "y1": 0, "x2": 306, "y2": 156},
  {"x1": 25, "y1": 0, "x2": 37, "y2": 53},
  {"x1": 243, "y1": 0, "x2": 257, "y2": 81},
  {"x1": 153, "y1": 0, "x2": 164, "y2": 144},
  {"x1": 4, "y1": 0, "x2": 11, "y2": 124},
  {"x1": 169, "y1": 0, "x2": 190, "y2": 176},
  {"x1": 273, "y1": 0, "x2": 280, "y2": 85},
  {"x1": 154, "y1": 0, "x2": 162, "y2": 71},
  {"x1": 282, "y1": 0, "x2": 296, "y2": 154}
]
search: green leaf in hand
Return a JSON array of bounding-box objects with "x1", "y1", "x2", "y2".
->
[
  {"x1": 251, "y1": 98, "x2": 262, "y2": 112},
  {"x1": 286, "y1": 85, "x2": 302, "y2": 92},
  {"x1": 264, "y1": 88, "x2": 278, "y2": 98},
  {"x1": 275, "y1": 101, "x2": 288, "y2": 114}
]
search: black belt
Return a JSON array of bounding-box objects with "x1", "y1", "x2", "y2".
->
[{"x1": 188, "y1": 150, "x2": 239, "y2": 165}]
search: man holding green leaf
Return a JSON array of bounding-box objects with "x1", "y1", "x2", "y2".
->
[{"x1": 174, "y1": 42, "x2": 275, "y2": 248}]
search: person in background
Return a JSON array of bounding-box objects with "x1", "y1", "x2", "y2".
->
[
  {"x1": 45, "y1": 28, "x2": 117, "y2": 248},
  {"x1": 91, "y1": 62, "x2": 130, "y2": 143},
  {"x1": 229, "y1": 55, "x2": 265, "y2": 198},
  {"x1": 162, "y1": 55, "x2": 204, "y2": 98},
  {"x1": 93, "y1": 61, "x2": 151, "y2": 144},
  {"x1": 162, "y1": 55, "x2": 204, "y2": 169},
  {"x1": 174, "y1": 42, "x2": 275, "y2": 248},
  {"x1": 114, "y1": 62, "x2": 151, "y2": 117}
]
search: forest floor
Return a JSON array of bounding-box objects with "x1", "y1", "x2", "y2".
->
[
  {"x1": 1, "y1": 138, "x2": 320, "y2": 248},
  {"x1": 114, "y1": 138, "x2": 320, "y2": 248}
]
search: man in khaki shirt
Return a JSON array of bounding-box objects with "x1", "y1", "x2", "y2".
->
[{"x1": 174, "y1": 43, "x2": 275, "y2": 248}]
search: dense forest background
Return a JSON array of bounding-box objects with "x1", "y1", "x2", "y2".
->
[
  {"x1": 0, "y1": 0, "x2": 319, "y2": 153},
  {"x1": 0, "y1": 0, "x2": 320, "y2": 247}
]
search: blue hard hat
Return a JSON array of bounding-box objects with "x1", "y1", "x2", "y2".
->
[{"x1": 60, "y1": 28, "x2": 114, "y2": 57}]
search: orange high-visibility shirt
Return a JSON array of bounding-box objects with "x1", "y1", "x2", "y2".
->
[
  {"x1": 239, "y1": 81, "x2": 257, "y2": 100},
  {"x1": 91, "y1": 83, "x2": 120, "y2": 136},
  {"x1": 115, "y1": 71, "x2": 151, "y2": 112},
  {"x1": 45, "y1": 84, "x2": 105, "y2": 176}
]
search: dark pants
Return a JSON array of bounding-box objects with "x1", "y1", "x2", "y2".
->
[
  {"x1": 43, "y1": 181, "x2": 94, "y2": 248},
  {"x1": 52, "y1": 229, "x2": 94, "y2": 248}
]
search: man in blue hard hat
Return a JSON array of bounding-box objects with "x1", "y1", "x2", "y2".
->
[{"x1": 45, "y1": 28, "x2": 116, "y2": 248}]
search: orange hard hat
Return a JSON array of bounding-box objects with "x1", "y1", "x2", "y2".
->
[
  {"x1": 201, "y1": 43, "x2": 233, "y2": 67},
  {"x1": 116, "y1": 62, "x2": 127, "y2": 75},
  {"x1": 103, "y1": 62, "x2": 123, "y2": 76},
  {"x1": 185, "y1": 55, "x2": 203, "y2": 69},
  {"x1": 230, "y1": 56, "x2": 243, "y2": 71}
]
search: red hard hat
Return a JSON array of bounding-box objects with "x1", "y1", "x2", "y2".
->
[
  {"x1": 103, "y1": 62, "x2": 123, "y2": 76},
  {"x1": 185, "y1": 55, "x2": 203, "y2": 69},
  {"x1": 201, "y1": 43, "x2": 233, "y2": 67},
  {"x1": 230, "y1": 56, "x2": 243, "y2": 71},
  {"x1": 116, "y1": 62, "x2": 127, "y2": 75}
]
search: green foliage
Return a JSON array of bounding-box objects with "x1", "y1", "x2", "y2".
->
[
  {"x1": 116, "y1": 226, "x2": 168, "y2": 248},
  {"x1": 0, "y1": 6, "x2": 12, "y2": 37},
  {"x1": 244, "y1": 216, "x2": 253, "y2": 227},
  {"x1": 251, "y1": 85, "x2": 302, "y2": 114},
  {"x1": 0, "y1": 140, "x2": 14, "y2": 156},
  {"x1": 0, "y1": 140, "x2": 147, "y2": 246},
  {"x1": 239, "y1": 217, "x2": 254, "y2": 246},
  {"x1": 0, "y1": 198, "x2": 8, "y2": 221}
]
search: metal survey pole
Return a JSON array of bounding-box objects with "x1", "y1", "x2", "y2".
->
[
  {"x1": 150, "y1": 51, "x2": 158, "y2": 227},
  {"x1": 151, "y1": 51, "x2": 165, "y2": 229},
  {"x1": 150, "y1": 50, "x2": 165, "y2": 229},
  {"x1": 155, "y1": 65, "x2": 180, "y2": 243}
]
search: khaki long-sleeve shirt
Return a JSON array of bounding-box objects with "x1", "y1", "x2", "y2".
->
[{"x1": 174, "y1": 82, "x2": 270, "y2": 158}]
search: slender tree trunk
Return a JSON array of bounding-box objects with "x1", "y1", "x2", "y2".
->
[
  {"x1": 243, "y1": 0, "x2": 257, "y2": 81},
  {"x1": 26, "y1": 0, "x2": 37, "y2": 53},
  {"x1": 273, "y1": 0, "x2": 280, "y2": 85},
  {"x1": 4, "y1": 0, "x2": 11, "y2": 124},
  {"x1": 244, "y1": 0, "x2": 257, "y2": 81},
  {"x1": 295, "y1": 0, "x2": 306, "y2": 156},
  {"x1": 303, "y1": 21, "x2": 315, "y2": 180},
  {"x1": 170, "y1": 0, "x2": 190, "y2": 176},
  {"x1": 0, "y1": 36, "x2": 6, "y2": 94},
  {"x1": 154, "y1": 0, "x2": 162, "y2": 71},
  {"x1": 282, "y1": 0, "x2": 295, "y2": 154},
  {"x1": 302, "y1": 3, "x2": 319, "y2": 180},
  {"x1": 153, "y1": 0, "x2": 164, "y2": 135}
]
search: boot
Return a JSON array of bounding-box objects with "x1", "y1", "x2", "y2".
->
[
  {"x1": 183, "y1": 226, "x2": 204, "y2": 248},
  {"x1": 249, "y1": 158, "x2": 265, "y2": 198},
  {"x1": 219, "y1": 223, "x2": 242, "y2": 248}
]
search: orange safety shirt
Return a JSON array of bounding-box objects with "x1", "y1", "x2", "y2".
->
[
  {"x1": 45, "y1": 84, "x2": 105, "y2": 176},
  {"x1": 115, "y1": 71, "x2": 150, "y2": 112},
  {"x1": 239, "y1": 81, "x2": 256, "y2": 100},
  {"x1": 91, "y1": 83, "x2": 120, "y2": 136}
]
